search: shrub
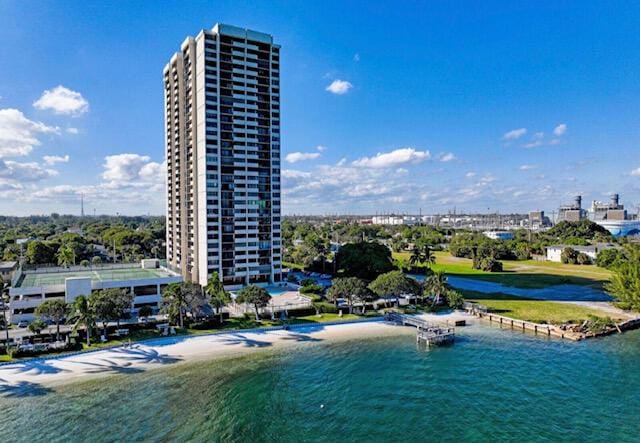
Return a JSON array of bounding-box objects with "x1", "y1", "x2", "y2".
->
[
  {"x1": 300, "y1": 283, "x2": 324, "y2": 294},
  {"x1": 472, "y1": 256, "x2": 503, "y2": 272},
  {"x1": 445, "y1": 289, "x2": 465, "y2": 309},
  {"x1": 560, "y1": 247, "x2": 578, "y2": 264},
  {"x1": 595, "y1": 248, "x2": 622, "y2": 269},
  {"x1": 576, "y1": 252, "x2": 592, "y2": 265}
]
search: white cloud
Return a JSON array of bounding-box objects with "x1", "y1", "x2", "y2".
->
[
  {"x1": 43, "y1": 154, "x2": 69, "y2": 165},
  {"x1": 0, "y1": 160, "x2": 57, "y2": 182},
  {"x1": 465, "y1": 171, "x2": 476, "y2": 178},
  {"x1": 102, "y1": 153, "x2": 164, "y2": 187},
  {"x1": 353, "y1": 53, "x2": 360, "y2": 62},
  {"x1": 553, "y1": 123, "x2": 567, "y2": 136},
  {"x1": 352, "y1": 147, "x2": 430, "y2": 168},
  {"x1": 631, "y1": 167, "x2": 640, "y2": 177},
  {"x1": 325, "y1": 79, "x2": 353, "y2": 95},
  {"x1": 439, "y1": 152, "x2": 456, "y2": 162},
  {"x1": 285, "y1": 151, "x2": 321, "y2": 163},
  {"x1": 502, "y1": 128, "x2": 527, "y2": 141},
  {"x1": 0, "y1": 108, "x2": 60, "y2": 157},
  {"x1": 524, "y1": 132, "x2": 545, "y2": 148},
  {"x1": 282, "y1": 169, "x2": 311, "y2": 179},
  {"x1": 518, "y1": 164, "x2": 538, "y2": 171},
  {"x1": 337, "y1": 158, "x2": 346, "y2": 166},
  {"x1": 66, "y1": 127, "x2": 79, "y2": 134},
  {"x1": 316, "y1": 145, "x2": 326, "y2": 152},
  {"x1": 33, "y1": 85, "x2": 89, "y2": 116}
]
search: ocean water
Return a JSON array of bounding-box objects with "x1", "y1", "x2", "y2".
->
[{"x1": 1, "y1": 324, "x2": 640, "y2": 442}]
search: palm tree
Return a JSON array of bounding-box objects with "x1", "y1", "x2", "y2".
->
[
  {"x1": 205, "y1": 272, "x2": 231, "y2": 323},
  {"x1": 161, "y1": 283, "x2": 191, "y2": 328},
  {"x1": 0, "y1": 276, "x2": 9, "y2": 348},
  {"x1": 425, "y1": 271, "x2": 448, "y2": 306},
  {"x1": 70, "y1": 295, "x2": 95, "y2": 346},
  {"x1": 35, "y1": 299, "x2": 68, "y2": 341},
  {"x1": 409, "y1": 245, "x2": 436, "y2": 273},
  {"x1": 57, "y1": 245, "x2": 75, "y2": 268}
]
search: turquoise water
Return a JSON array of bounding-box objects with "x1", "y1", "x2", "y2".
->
[{"x1": 1, "y1": 325, "x2": 640, "y2": 442}]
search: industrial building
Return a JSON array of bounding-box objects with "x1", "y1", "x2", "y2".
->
[
  {"x1": 557, "y1": 196, "x2": 586, "y2": 222},
  {"x1": 164, "y1": 24, "x2": 282, "y2": 287}
]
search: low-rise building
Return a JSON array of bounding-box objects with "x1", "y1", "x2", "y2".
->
[
  {"x1": 8, "y1": 259, "x2": 182, "y2": 324},
  {"x1": 545, "y1": 243, "x2": 618, "y2": 263},
  {"x1": 0, "y1": 261, "x2": 18, "y2": 283}
]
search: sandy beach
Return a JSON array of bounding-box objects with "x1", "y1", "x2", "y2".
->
[{"x1": 0, "y1": 312, "x2": 472, "y2": 389}]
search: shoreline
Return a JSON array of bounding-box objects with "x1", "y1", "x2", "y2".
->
[{"x1": 0, "y1": 313, "x2": 470, "y2": 389}]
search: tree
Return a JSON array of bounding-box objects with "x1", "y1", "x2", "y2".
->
[
  {"x1": 91, "y1": 256, "x2": 102, "y2": 265},
  {"x1": 35, "y1": 299, "x2": 67, "y2": 341},
  {"x1": 409, "y1": 245, "x2": 436, "y2": 273},
  {"x1": 25, "y1": 240, "x2": 56, "y2": 265},
  {"x1": 80, "y1": 259, "x2": 90, "y2": 267},
  {"x1": 596, "y1": 248, "x2": 622, "y2": 269},
  {"x1": 336, "y1": 242, "x2": 394, "y2": 280},
  {"x1": 90, "y1": 290, "x2": 116, "y2": 338},
  {"x1": 327, "y1": 277, "x2": 371, "y2": 314},
  {"x1": 28, "y1": 319, "x2": 47, "y2": 334},
  {"x1": 57, "y1": 244, "x2": 76, "y2": 267},
  {"x1": 0, "y1": 276, "x2": 9, "y2": 348},
  {"x1": 425, "y1": 271, "x2": 449, "y2": 305},
  {"x1": 605, "y1": 245, "x2": 640, "y2": 310},
  {"x1": 576, "y1": 252, "x2": 592, "y2": 265},
  {"x1": 445, "y1": 289, "x2": 465, "y2": 309},
  {"x1": 205, "y1": 272, "x2": 231, "y2": 323},
  {"x1": 369, "y1": 271, "x2": 421, "y2": 307},
  {"x1": 70, "y1": 295, "x2": 96, "y2": 346},
  {"x1": 236, "y1": 285, "x2": 271, "y2": 320},
  {"x1": 161, "y1": 282, "x2": 202, "y2": 327},
  {"x1": 561, "y1": 247, "x2": 578, "y2": 264},
  {"x1": 138, "y1": 305, "x2": 153, "y2": 319},
  {"x1": 162, "y1": 283, "x2": 189, "y2": 328}
]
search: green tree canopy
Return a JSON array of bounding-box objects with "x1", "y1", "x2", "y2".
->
[
  {"x1": 336, "y1": 241, "x2": 394, "y2": 280},
  {"x1": 236, "y1": 285, "x2": 271, "y2": 320},
  {"x1": 605, "y1": 245, "x2": 640, "y2": 310},
  {"x1": 35, "y1": 299, "x2": 68, "y2": 341},
  {"x1": 326, "y1": 277, "x2": 371, "y2": 314}
]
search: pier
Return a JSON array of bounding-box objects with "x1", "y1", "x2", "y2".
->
[{"x1": 384, "y1": 312, "x2": 455, "y2": 346}]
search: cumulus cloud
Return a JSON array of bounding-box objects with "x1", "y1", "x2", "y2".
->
[
  {"x1": 0, "y1": 108, "x2": 60, "y2": 157},
  {"x1": 316, "y1": 145, "x2": 326, "y2": 152},
  {"x1": 631, "y1": 167, "x2": 640, "y2": 177},
  {"x1": 465, "y1": 171, "x2": 476, "y2": 178},
  {"x1": 553, "y1": 123, "x2": 567, "y2": 136},
  {"x1": 502, "y1": 128, "x2": 527, "y2": 141},
  {"x1": 282, "y1": 169, "x2": 311, "y2": 179},
  {"x1": 0, "y1": 160, "x2": 57, "y2": 182},
  {"x1": 43, "y1": 154, "x2": 70, "y2": 165},
  {"x1": 352, "y1": 147, "x2": 430, "y2": 168},
  {"x1": 102, "y1": 153, "x2": 164, "y2": 187},
  {"x1": 439, "y1": 152, "x2": 456, "y2": 162},
  {"x1": 33, "y1": 86, "x2": 89, "y2": 116},
  {"x1": 325, "y1": 79, "x2": 353, "y2": 95},
  {"x1": 285, "y1": 151, "x2": 321, "y2": 163}
]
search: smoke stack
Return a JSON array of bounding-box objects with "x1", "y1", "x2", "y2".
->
[
  {"x1": 611, "y1": 193, "x2": 619, "y2": 207},
  {"x1": 574, "y1": 195, "x2": 582, "y2": 209}
]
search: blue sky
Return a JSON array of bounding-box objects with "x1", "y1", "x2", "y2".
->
[{"x1": 0, "y1": 1, "x2": 639, "y2": 216}]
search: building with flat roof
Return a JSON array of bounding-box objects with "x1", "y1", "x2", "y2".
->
[
  {"x1": 8, "y1": 260, "x2": 182, "y2": 324},
  {"x1": 545, "y1": 243, "x2": 618, "y2": 263},
  {"x1": 164, "y1": 23, "x2": 282, "y2": 287}
]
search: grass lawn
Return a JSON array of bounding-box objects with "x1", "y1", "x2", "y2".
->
[
  {"x1": 395, "y1": 251, "x2": 612, "y2": 289},
  {"x1": 461, "y1": 290, "x2": 617, "y2": 324}
]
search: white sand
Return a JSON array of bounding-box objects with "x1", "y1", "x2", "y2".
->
[{"x1": 0, "y1": 313, "x2": 472, "y2": 389}]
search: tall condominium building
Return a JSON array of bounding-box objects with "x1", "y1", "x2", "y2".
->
[{"x1": 164, "y1": 24, "x2": 282, "y2": 287}]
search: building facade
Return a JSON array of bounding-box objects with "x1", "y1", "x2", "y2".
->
[{"x1": 164, "y1": 24, "x2": 282, "y2": 287}]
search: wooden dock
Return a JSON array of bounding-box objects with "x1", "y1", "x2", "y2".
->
[{"x1": 384, "y1": 312, "x2": 455, "y2": 346}]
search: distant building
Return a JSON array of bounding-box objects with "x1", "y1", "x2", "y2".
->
[
  {"x1": 483, "y1": 231, "x2": 514, "y2": 241},
  {"x1": 588, "y1": 193, "x2": 640, "y2": 237},
  {"x1": 528, "y1": 210, "x2": 551, "y2": 229},
  {"x1": 0, "y1": 261, "x2": 18, "y2": 283},
  {"x1": 558, "y1": 195, "x2": 586, "y2": 222},
  {"x1": 8, "y1": 260, "x2": 182, "y2": 324},
  {"x1": 545, "y1": 243, "x2": 618, "y2": 263}
]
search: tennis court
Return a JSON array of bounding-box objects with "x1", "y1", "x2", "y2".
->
[{"x1": 18, "y1": 268, "x2": 172, "y2": 288}]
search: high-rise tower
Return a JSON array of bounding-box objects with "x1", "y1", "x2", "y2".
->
[{"x1": 164, "y1": 24, "x2": 282, "y2": 286}]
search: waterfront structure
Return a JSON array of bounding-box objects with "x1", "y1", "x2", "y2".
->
[
  {"x1": 483, "y1": 231, "x2": 514, "y2": 240},
  {"x1": 545, "y1": 243, "x2": 618, "y2": 263},
  {"x1": 8, "y1": 260, "x2": 182, "y2": 324},
  {"x1": 164, "y1": 24, "x2": 282, "y2": 287}
]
